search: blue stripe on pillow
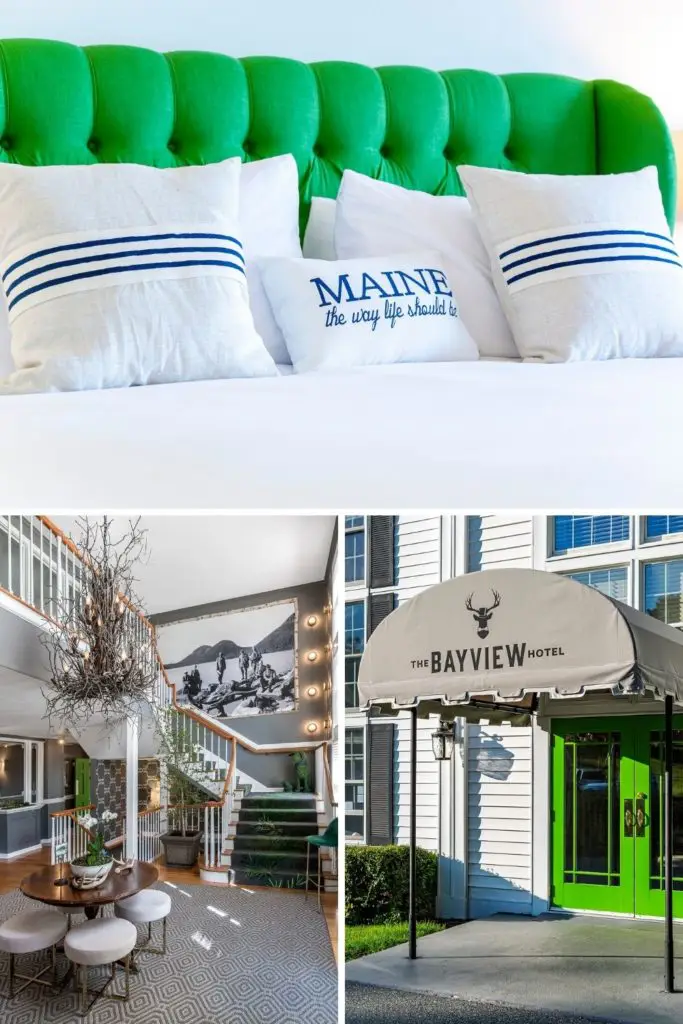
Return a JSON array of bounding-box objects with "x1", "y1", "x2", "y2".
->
[
  {"x1": 499, "y1": 228, "x2": 674, "y2": 261},
  {"x1": 5, "y1": 245, "x2": 245, "y2": 298},
  {"x1": 2, "y1": 231, "x2": 243, "y2": 282},
  {"x1": 8, "y1": 258, "x2": 246, "y2": 313},
  {"x1": 505, "y1": 252, "x2": 682, "y2": 286},
  {"x1": 501, "y1": 239, "x2": 679, "y2": 274}
]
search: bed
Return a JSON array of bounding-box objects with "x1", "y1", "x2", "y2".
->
[
  {"x1": 2, "y1": 359, "x2": 682, "y2": 508},
  {"x1": 0, "y1": 39, "x2": 678, "y2": 509}
]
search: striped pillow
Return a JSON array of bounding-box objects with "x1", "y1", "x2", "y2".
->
[
  {"x1": 459, "y1": 165, "x2": 683, "y2": 362},
  {"x1": 0, "y1": 159, "x2": 277, "y2": 393}
]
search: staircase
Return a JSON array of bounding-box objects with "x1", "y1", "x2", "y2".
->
[
  {"x1": 0, "y1": 516, "x2": 336, "y2": 883},
  {"x1": 227, "y1": 793, "x2": 326, "y2": 890}
]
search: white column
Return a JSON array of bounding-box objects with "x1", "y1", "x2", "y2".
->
[
  {"x1": 23, "y1": 741, "x2": 31, "y2": 804},
  {"x1": 125, "y1": 717, "x2": 139, "y2": 861},
  {"x1": 36, "y1": 742, "x2": 44, "y2": 805},
  {"x1": 531, "y1": 716, "x2": 550, "y2": 915}
]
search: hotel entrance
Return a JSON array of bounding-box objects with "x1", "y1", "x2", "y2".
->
[{"x1": 552, "y1": 716, "x2": 683, "y2": 917}]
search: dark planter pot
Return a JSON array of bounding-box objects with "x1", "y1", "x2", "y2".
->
[{"x1": 160, "y1": 830, "x2": 201, "y2": 867}]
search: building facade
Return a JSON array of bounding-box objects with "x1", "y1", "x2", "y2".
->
[{"x1": 344, "y1": 514, "x2": 683, "y2": 920}]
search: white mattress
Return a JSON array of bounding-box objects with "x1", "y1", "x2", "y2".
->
[{"x1": 1, "y1": 359, "x2": 681, "y2": 508}]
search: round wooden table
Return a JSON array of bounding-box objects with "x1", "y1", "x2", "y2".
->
[{"x1": 20, "y1": 861, "x2": 159, "y2": 920}]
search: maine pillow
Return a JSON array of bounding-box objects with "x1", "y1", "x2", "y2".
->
[
  {"x1": 334, "y1": 170, "x2": 518, "y2": 359},
  {"x1": 241, "y1": 154, "x2": 302, "y2": 364},
  {"x1": 259, "y1": 251, "x2": 479, "y2": 372},
  {"x1": 458, "y1": 164, "x2": 683, "y2": 362},
  {"x1": 0, "y1": 158, "x2": 277, "y2": 394},
  {"x1": 303, "y1": 197, "x2": 337, "y2": 260}
]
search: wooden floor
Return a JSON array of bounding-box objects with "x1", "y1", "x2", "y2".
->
[{"x1": 0, "y1": 846, "x2": 338, "y2": 960}]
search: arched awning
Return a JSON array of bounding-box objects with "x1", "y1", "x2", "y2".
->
[
  {"x1": 358, "y1": 568, "x2": 683, "y2": 987},
  {"x1": 358, "y1": 568, "x2": 683, "y2": 714}
]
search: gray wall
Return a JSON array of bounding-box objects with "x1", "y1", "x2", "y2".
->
[
  {"x1": 0, "y1": 806, "x2": 41, "y2": 855},
  {"x1": 152, "y1": 581, "x2": 330, "y2": 789},
  {"x1": 0, "y1": 743, "x2": 24, "y2": 799}
]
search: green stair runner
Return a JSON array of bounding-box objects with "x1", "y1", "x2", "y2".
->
[{"x1": 230, "y1": 793, "x2": 320, "y2": 890}]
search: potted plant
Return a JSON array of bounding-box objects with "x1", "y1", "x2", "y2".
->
[
  {"x1": 156, "y1": 706, "x2": 215, "y2": 867},
  {"x1": 70, "y1": 809, "x2": 118, "y2": 887}
]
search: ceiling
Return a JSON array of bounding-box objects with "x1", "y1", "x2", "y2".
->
[{"x1": 51, "y1": 515, "x2": 335, "y2": 615}]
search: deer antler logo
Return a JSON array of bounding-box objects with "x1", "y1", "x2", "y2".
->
[{"x1": 465, "y1": 589, "x2": 501, "y2": 639}]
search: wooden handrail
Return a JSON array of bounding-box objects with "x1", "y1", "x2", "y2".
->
[
  {"x1": 322, "y1": 744, "x2": 334, "y2": 809},
  {"x1": 137, "y1": 805, "x2": 162, "y2": 818},
  {"x1": 221, "y1": 738, "x2": 237, "y2": 800},
  {"x1": 51, "y1": 804, "x2": 95, "y2": 818}
]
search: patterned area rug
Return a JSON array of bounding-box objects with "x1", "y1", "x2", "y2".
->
[{"x1": 0, "y1": 883, "x2": 337, "y2": 1023}]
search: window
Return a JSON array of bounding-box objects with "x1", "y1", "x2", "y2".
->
[
  {"x1": 644, "y1": 516, "x2": 683, "y2": 542},
  {"x1": 345, "y1": 601, "x2": 365, "y2": 708},
  {"x1": 0, "y1": 738, "x2": 43, "y2": 807},
  {"x1": 553, "y1": 516, "x2": 630, "y2": 554},
  {"x1": 467, "y1": 516, "x2": 483, "y2": 572},
  {"x1": 566, "y1": 566, "x2": 628, "y2": 602},
  {"x1": 345, "y1": 728, "x2": 365, "y2": 839},
  {"x1": 644, "y1": 560, "x2": 683, "y2": 627},
  {"x1": 345, "y1": 517, "x2": 365, "y2": 584}
]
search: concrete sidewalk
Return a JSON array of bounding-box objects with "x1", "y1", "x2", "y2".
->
[{"x1": 345, "y1": 913, "x2": 683, "y2": 1024}]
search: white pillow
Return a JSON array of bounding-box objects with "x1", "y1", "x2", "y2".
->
[
  {"x1": 241, "y1": 154, "x2": 302, "y2": 364},
  {"x1": 459, "y1": 164, "x2": 683, "y2": 362},
  {"x1": 259, "y1": 251, "x2": 479, "y2": 372},
  {"x1": 0, "y1": 158, "x2": 277, "y2": 393},
  {"x1": 334, "y1": 170, "x2": 517, "y2": 359},
  {"x1": 303, "y1": 197, "x2": 337, "y2": 260}
]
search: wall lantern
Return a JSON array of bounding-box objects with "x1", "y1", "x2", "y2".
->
[{"x1": 431, "y1": 721, "x2": 455, "y2": 761}]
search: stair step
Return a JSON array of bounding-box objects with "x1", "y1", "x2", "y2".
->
[
  {"x1": 232, "y1": 835, "x2": 310, "y2": 853},
  {"x1": 234, "y1": 821, "x2": 319, "y2": 838},
  {"x1": 238, "y1": 807, "x2": 318, "y2": 819},
  {"x1": 231, "y1": 849, "x2": 310, "y2": 870},
  {"x1": 231, "y1": 866, "x2": 314, "y2": 890},
  {"x1": 240, "y1": 796, "x2": 315, "y2": 811}
]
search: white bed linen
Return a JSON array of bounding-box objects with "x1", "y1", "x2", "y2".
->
[{"x1": 1, "y1": 358, "x2": 681, "y2": 508}]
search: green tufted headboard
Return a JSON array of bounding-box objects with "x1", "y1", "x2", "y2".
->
[{"x1": 0, "y1": 38, "x2": 675, "y2": 231}]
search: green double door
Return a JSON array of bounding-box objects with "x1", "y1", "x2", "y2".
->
[
  {"x1": 74, "y1": 758, "x2": 91, "y2": 809},
  {"x1": 552, "y1": 716, "x2": 683, "y2": 917}
]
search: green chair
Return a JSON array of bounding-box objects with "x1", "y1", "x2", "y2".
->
[{"x1": 305, "y1": 818, "x2": 338, "y2": 910}]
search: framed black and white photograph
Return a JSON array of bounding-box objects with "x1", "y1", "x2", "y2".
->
[{"x1": 158, "y1": 599, "x2": 298, "y2": 718}]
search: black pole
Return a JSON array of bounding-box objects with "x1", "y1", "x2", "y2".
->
[
  {"x1": 665, "y1": 694, "x2": 675, "y2": 993},
  {"x1": 408, "y1": 706, "x2": 418, "y2": 960}
]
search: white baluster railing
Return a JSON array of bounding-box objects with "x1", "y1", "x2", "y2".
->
[
  {"x1": 50, "y1": 806, "x2": 94, "y2": 865},
  {"x1": 137, "y1": 806, "x2": 162, "y2": 863},
  {"x1": 203, "y1": 802, "x2": 223, "y2": 869}
]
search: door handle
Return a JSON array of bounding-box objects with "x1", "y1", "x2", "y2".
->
[
  {"x1": 624, "y1": 798, "x2": 634, "y2": 837},
  {"x1": 636, "y1": 794, "x2": 648, "y2": 838}
]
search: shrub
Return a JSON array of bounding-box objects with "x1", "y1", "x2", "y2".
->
[
  {"x1": 345, "y1": 845, "x2": 438, "y2": 925},
  {"x1": 0, "y1": 798, "x2": 30, "y2": 810}
]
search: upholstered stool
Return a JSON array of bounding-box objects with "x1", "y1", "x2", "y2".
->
[
  {"x1": 114, "y1": 889, "x2": 171, "y2": 960},
  {"x1": 0, "y1": 909, "x2": 67, "y2": 998},
  {"x1": 64, "y1": 917, "x2": 136, "y2": 1017}
]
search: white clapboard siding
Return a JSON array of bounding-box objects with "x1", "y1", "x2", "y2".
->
[
  {"x1": 470, "y1": 515, "x2": 533, "y2": 571},
  {"x1": 395, "y1": 516, "x2": 442, "y2": 600},
  {"x1": 394, "y1": 712, "x2": 440, "y2": 850},
  {"x1": 467, "y1": 722, "x2": 533, "y2": 917}
]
